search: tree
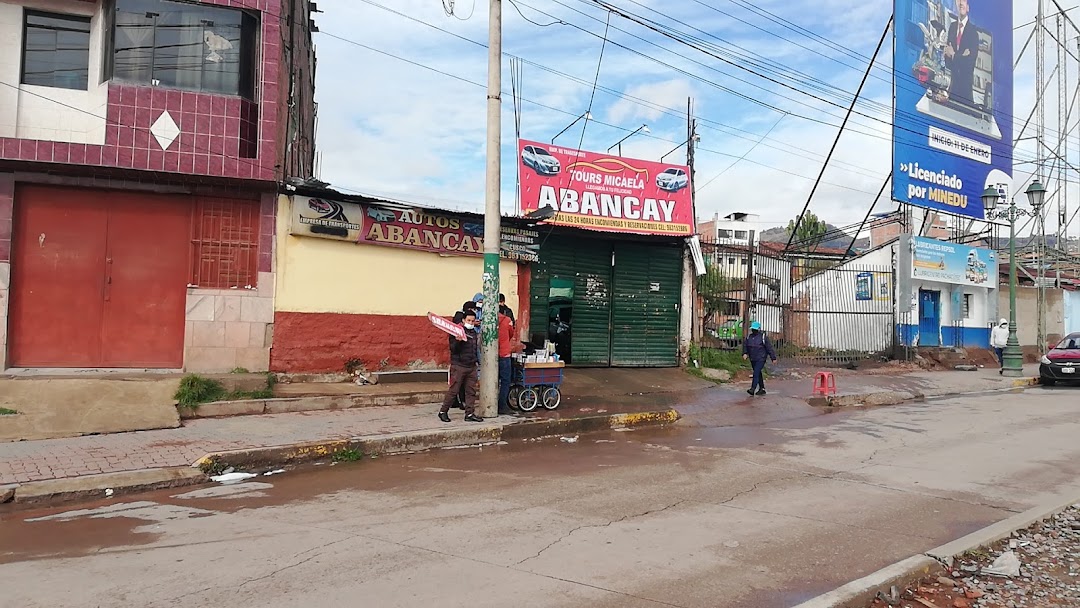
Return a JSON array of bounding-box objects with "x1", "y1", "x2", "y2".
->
[
  {"x1": 697, "y1": 265, "x2": 741, "y2": 320},
  {"x1": 786, "y1": 211, "x2": 829, "y2": 245}
]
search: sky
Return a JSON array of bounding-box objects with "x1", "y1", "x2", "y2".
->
[{"x1": 311, "y1": 0, "x2": 1078, "y2": 234}]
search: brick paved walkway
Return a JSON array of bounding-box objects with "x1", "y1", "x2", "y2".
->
[{"x1": 0, "y1": 404, "x2": 477, "y2": 485}]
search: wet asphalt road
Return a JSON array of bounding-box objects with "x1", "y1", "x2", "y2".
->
[{"x1": 3, "y1": 386, "x2": 1080, "y2": 608}]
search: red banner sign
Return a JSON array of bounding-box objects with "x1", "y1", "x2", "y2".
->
[
  {"x1": 428, "y1": 312, "x2": 466, "y2": 341},
  {"x1": 518, "y1": 139, "x2": 694, "y2": 236},
  {"x1": 289, "y1": 196, "x2": 539, "y2": 262}
]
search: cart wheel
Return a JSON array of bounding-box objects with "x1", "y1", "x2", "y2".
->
[
  {"x1": 518, "y1": 387, "x2": 540, "y2": 412},
  {"x1": 541, "y1": 386, "x2": 562, "y2": 410},
  {"x1": 508, "y1": 385, "x2": 523, "y2": 410}
]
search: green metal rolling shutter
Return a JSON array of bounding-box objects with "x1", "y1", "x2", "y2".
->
[
  {"x1": 611, "y1": 242, "x2": 682, "y2": 367},
  {"x1": 533, "y1": 236, "x2": 613, "y2": 366},
  {"x1": 566, "y1": 238, "x2": 613, "y2": 366}
]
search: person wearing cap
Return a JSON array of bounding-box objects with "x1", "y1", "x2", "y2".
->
[
  {"x1": 498, "y1": 293, "x2": 516, "y2": 327},
  {"x1": 990, "y1": 318, "x2": 1010, "y2": 374},
  {"x1": 742, "y1": 321, "x2": 778, "y2": 396}
]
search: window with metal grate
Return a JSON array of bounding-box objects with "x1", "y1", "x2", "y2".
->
[{"x1": 190, "y1": 197, "x2": 259, "y2": 289}]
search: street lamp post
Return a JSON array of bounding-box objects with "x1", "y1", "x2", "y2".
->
[
  {"x1": 982, "y1": 179, "x2": 1047, "y2": 377},
  {"x1": 551, "y1": 112, "x2": 592, "y2": 144},
  {"x1": 607, "y1": 124, "x2": 650, "y2": 156},
  {"x1": 660, "y1": 134, "x2": 701, "y2": 163}
]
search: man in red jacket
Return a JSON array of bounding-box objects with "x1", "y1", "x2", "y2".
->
[{"x1": 497, "y1": 308, "x2": 517, "y2": 416}]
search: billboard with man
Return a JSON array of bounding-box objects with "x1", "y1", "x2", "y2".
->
[{"x1": 892, "y1": 0, "x2": 1013, "y2": 220}]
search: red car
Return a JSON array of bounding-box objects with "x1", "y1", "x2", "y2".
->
[{"x1": 1040, "y1": 333, "x2": 1080, "y2": 386}]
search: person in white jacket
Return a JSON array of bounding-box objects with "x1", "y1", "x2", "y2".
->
[{"x1": 990, "y1": 318, "x2": 1010, "y2": 374}]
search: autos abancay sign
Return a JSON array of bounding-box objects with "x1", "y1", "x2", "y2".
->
[
  {"x1": 289, "y1": 196, "x2": 539, "y2": 262},
  {"x1": 518, "y1": 139, "x2": 693, "y2": 236}
]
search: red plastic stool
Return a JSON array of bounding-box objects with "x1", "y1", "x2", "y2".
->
[{"x1": 812, "y1": 371, "x2": 837, "y2": 396}]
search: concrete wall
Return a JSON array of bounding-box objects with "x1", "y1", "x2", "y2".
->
[
  {"x1": 0, "y1": 0, "x2": 108, "y2": 144},
  {"x1": 998, "y1": 286, "x2": 1066, "y2": 348},
  {"x1": 183, "y1": 192, "x2": 276, "y2": 373},
  {"x1": 271, "y1": 195, "x2": 520, "y2": 373},
  {"x1": 184, "y1": 280, "x2": 275, "y2": 373}
]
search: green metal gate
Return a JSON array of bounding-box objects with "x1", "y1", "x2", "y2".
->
[
  {"x1": 530, "y1": 235, "x2": 681, "y2": 367},
  {"x1": 611, "y1": 242, "x2": 681, "y2": 366},
  {"x1": 530, "y1": 236, "x2": 612, "y2": 366}
]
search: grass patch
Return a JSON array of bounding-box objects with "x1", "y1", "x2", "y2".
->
[
  {"x1": 332, "y1": 447, "x2": 364, "y2": 463},
  {"x1": 225, "y1": 373, "x2": 277, "y2": 401},
  {"x1": 230, "y1": 367, "x2": 251, "y2": 374},
  {"x1": 175, "y1": 374, "x2": 226, "y2": 410},
  {"x1": 0, "y1": 407, "x2": 18, "y2": 416},
  {"x1": 689, "y1": 344, "x2": 752, "y2": 375},
  {"x1": 175, "y1": 373, "x2": 278, "y2": 410},
  {"x1": 198, "y1": 458, "x2": 227, "y2": 476}
]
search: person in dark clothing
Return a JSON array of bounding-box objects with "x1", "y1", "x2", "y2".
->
[
  {"x1": 498, "y1": 293, "x2": 516, "y2": 327},
  {"x1": 944, "y1": 0, "x2": 979, "y2": 106},
  {"x1": 452, "y1": 300, "x2": 477, "y2": 325},
  {"x1": 742, "y1": 321, "x2": 778, "y2": 396},
  {"x1": 448, "y1": 301, "x2": 478, "y2": 410},
  {"x1": 440, "y1": 311, "x2": 484, "y2": 423}
]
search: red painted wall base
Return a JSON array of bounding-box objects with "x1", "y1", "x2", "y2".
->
[{"x1": 271, "y1": 311, "x2": 451, "y2": 373}]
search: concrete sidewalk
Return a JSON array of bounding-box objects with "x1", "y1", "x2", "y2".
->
[
  {"x1": 0, "y1": 365, "x2": 1041, "y2": 505},
  {"x1": 0, "y1": 397, "x2": 683, "y2": 487},
  {"x1": 754, "y1": 363, "x2": 1041, "y2": 405}
]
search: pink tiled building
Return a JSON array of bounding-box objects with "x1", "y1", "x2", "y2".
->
[{"x1": 0, "y1": 0, "x2": 318, "y2": 372}]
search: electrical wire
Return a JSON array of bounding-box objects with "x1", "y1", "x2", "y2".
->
[
  {"x1": 531, "y1": 0, "x2": 1055, "y2": 167},
  {"x1": 351, "y1": 0, "x2": 890, "y2": 180},
  {"x1": 442, "y1": 0, "x2": 475, "y2": 21},
  {"x1": 315, "y1": 30, "x2": 886, "y2": 196},
  {"x1": 695, "y1": 115, "x2": 785, "y2": 194},
  {"x1": 577, "y1": 0, "x2": 1080, "y2": 153},
  {"x1": 507, "y1": 0, "x2": 564, "y2": 27}
]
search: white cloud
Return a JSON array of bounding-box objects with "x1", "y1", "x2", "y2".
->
[
  {"x1": 311, "y1": 0, "x2": 1080, "y2": 235},
  {"x1": 606, "y1": 79, "x2": 697, "y2": 124}
]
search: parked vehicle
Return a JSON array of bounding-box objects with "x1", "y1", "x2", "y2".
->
[
  {"x1": 1040, "y1": 333, "x2": 1080, "y2": 386},
  {"x1": 656, "y1": 167, "x2": 688, "y2": 192},
  {"x1": 707, "y1": 318, "x2": 743, "y2": 347},
  {"x1": 521, "y1": 145, "x2": 561, "y2": 175}
]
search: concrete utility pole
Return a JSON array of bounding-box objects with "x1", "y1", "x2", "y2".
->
[
  {"x1": 1036, "y1": 0, "x2": 1047, "y2": 354},
  {"x1": 479, "y1": 0, "x2": 502, "y2": 419}
]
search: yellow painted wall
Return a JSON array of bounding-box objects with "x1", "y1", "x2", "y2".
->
[{"x1": 275, "y1": 195, "x2": 519, "y2": 315}]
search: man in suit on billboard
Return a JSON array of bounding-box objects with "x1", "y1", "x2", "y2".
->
[{"x1": 944, "y1": 0, "x2": 979, "y2": 106}]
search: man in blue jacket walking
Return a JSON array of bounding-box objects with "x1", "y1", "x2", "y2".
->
[{"x1": 742, "y1": 321, "x2": 777, "y2": 396}]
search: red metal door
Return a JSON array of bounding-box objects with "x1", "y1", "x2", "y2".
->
[
  {"x1": 100, "y1": 191, "x2": 189, "y2": 368},
  {"x1": 9, "y1": 185, "x2": 109, "y2": 367},
  {"x1": 9, "y1": 185, "x2": 190, "y2": 368}
]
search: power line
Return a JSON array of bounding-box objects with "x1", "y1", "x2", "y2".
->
[
  {"x1": 354, "y1": 0, "x2": 884, "y2": 179},
  {"x1": 579, "y1": 0, "x2": 1080, "y2": 152},
  {"x1": 316, "y1": 30, "x2": 887, "y2": 196},
  {"x1": 528, "y1": 0, "x2": 1056, "y2": 166}
]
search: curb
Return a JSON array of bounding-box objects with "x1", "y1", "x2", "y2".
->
[
  {"x1": 790, "y1": 492, "x2": 1080, "y2": 608},
  {"x1": 194, "y1": 409, "x2": 681, "y2": 473},
  {"x1": 2, "y1": 410, "x2": 679, "y2": 509},
  {"x1": 179, "y1": 390, "x2": 445, "y2": 419},
  {"x1": 6, "y1": 467, "x2": 206, "y2": 506},
  {"x1": 806, "y1": 377, "x2": 1039, "y2": 407}
]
